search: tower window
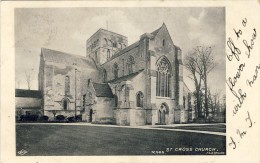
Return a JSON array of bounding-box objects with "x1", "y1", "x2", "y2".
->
[{"x1": 163, "y1": 40, "x2": 165, "y2": 46}]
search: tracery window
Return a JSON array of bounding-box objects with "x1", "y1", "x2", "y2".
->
[
  {"x1": 127, "y1": 56, "x2": 135, "y2": 74},
  {"x1": 156, "y1": 57, "x2": 171, "y2": 97}
]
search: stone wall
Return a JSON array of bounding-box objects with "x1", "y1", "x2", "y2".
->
[
  {"x1": 42, "y1": 61, "x2": 98, "y2": 113},
  {"x1": 101, "y1": 39, "x2": 147, "y2": 82},
  {"x1": 16, "y1": 97, "x2": 41, "y2": 108},
  {"x1": 92, "y1": 97, "x2": 114, "y2": 124}
]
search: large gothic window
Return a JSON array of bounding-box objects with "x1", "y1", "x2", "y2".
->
[
  {"x1": 65, "y1": 76, "x2": 70, "y2": 95},
  {"x1": 127, "y1": 56, "x2": 135, "y2": 74},
  {"x1": 113, "y1": 63, "x2": 119, "y2": 79},
  {"x1": 136, "y1": 91, "x2": 144, "y2": 107},
  {"x1": 156, "y1": 57, "x2": 171, "y2": 97}
]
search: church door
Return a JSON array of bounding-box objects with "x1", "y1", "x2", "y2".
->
[
  {"x1": 159, "y1": 110, "x2": 166, "y2": 124},
  {"x1": 63, "y1": 100, "x2": 68, "y2": 110},
  {"x1": 158, "y1": 103, "x2": 168, "y2": 125},
  {"x1": 89, "y1": 109, "x2": 93, "y2": 122}
]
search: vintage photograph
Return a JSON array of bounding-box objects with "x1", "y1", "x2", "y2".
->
[{"x1": 15, "y1": 7, "x2": 226, "y2": 156}]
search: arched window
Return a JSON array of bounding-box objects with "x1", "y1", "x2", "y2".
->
[
  {"x1": 183, "y1": 96, "x2": 186, "y2": 109},
  {"x1": 119, "y1": 43, "x2": 123, "y2": 49},
  {"x1": 108, "y1": 40, "x2": 113, "y2": 46},
  {"x1": 113, "y1": 63, "x2": 119, "y2": 79},
  {"x1": 136, "y1": 91, "x2": 144, "y2": 107},
  {"x1": 127, "y1": 56, "x2": 135, "y2": 74},
  {"x1": 104, "y1": 38, "x2": 108, "y2": 45},
  {"x1": 63, "y1": 98, "x2": 70, "y2": 110},
  {"x1": 102, "y1": 69, "x2": 107, "y2": 82},
  {"x1": 156, "y1": 56, "x2": 171, "y2": 97},
  {"x1": 113, "y1": 42, "x2": 117, "y2": 48},
  {"x1": 95, "y1": 51, "x2": 98, "y2": 62},
  {"x1": 65, "y1": 76, "x2": 70, "y2": 95},
  {"x1": 114, "y1": 95, "x2": 118, "y2": 107},
  {"x1": 163, "y1": 40, "x2": 165, "y2": 46},
  {"x1": 107, "y1": 49, "x2": 111, "y2": 60}
]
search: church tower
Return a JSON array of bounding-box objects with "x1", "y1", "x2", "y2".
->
[{"x1": 86, "y1": 29, "x2": 128, "y2": 65}]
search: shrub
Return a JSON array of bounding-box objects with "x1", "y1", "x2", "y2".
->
[
  {"x1": 67, "y1": 116, "x2": 75, "y2": 122},
  {"x1": 20, "y1": 115, "x2": 39, "y2": 121},
  {"x1": 75, "y1": 115, "x2": 82, "y2": 121},
  {"x1": 56, "y1": 115, "x2": 65, "y2": 121},
  {"x1": 39, "y1": 115, "x2": 49, "y2": 121}
]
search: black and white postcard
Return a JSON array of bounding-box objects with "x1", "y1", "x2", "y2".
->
[{"x1": 1, "y1": 1, "x2": 259, "y2": 163}]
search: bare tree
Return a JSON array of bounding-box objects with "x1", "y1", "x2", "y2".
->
[
  {"x1": 196, "y1": 46, "x2": 216, "y2": 119},
  {"x1": 184, "y1": 51, "x2": 204, "y2": 118},
  {"x1": 24, "y1": 68, "x2": 34, "y2": 90},
  {"x1": 184, "y1": 46, "x2": 216, "y2": 120}
]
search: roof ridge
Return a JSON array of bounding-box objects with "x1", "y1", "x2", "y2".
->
[
  {"x1": 41, "y1": 48, "x2": 87, "y2": 60},
  {"x1": 109, "y1": 41, "x2": 140, "y2": 60},
  {"x1": 108, "y1": 69, "x2": 144, "y2": 83}
]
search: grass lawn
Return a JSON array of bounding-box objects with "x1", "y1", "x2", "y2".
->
[
  {"x1": 16, "y1": 124, "x2": 226, "y2": 156},
  {"x1": 156, "y1": 124, "x2": 226, "y2": 133}
]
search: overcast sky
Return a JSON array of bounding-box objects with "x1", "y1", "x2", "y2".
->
[{"x1": 15, "y1": 7, "x2": 225, "y2": 95}]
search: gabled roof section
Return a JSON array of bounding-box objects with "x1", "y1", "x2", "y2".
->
[
  {"x1": 108, "y1": 69, "x2": 144, "y2": 84},
  {"x1": 92, "y1": 82, "x2": 113, "y2": 98},
  {"x1": 41, "y1": 48, "x2": 96, "y2": 69},
  {"x1": 110, "y1": 41, "x2": 140, "y2": 60},
  {"x1": 150, "y1": 23, "x2": 175, "y2": 46},
  {"x1": 150, "y1": 23, "x2": 166, "y2": 37},
  {"x1": 15, "y1": 89, "x2": 42, "y2": 98}
]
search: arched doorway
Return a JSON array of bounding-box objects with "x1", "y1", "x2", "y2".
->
[
  {"x1": 62, "y1": 98, "x2": 70, "y2": 110},
  {"x1": 158, "y1": 103, "x2": 169, "y2": 124},
  {"x1": 89, "y1": 108, "x2": 93, "y2": 122}
]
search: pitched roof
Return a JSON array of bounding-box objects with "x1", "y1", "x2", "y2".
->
[
  {"x1": 92, "y1": 82, "x2": 113, "y2": 98},
  {"x1": 150, "y1": 23, "x2": 176, "y2": 47},
  {"x1": 110, "y1": 41, "x2": 140, "y2": 60},
  {"x1": 108, "y1": 69, "x2": 144, "y2": 84},
  {"x1": 151, "y1": 26, "x2": 162, "y2": 36},
  {"x1": 15, "y1": 89, "x2": 42, "y2": 98},
  {"x1": 41, "y1": 48, "x2": 96, "y2": 69}
]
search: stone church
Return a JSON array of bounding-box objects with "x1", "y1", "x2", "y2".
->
[{"x1": 38, "y1": 23, "x2": 195, "y2": 125}]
